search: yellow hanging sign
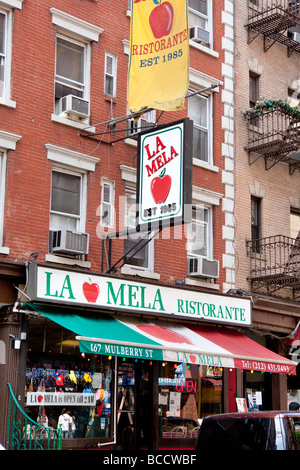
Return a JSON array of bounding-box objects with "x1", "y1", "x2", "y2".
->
[{"x1": 128, "y1": 0, "x2": 189, "y2": 113}]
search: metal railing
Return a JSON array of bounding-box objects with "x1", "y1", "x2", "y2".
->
[
  {"x1": 6, "y1": 383, "x2": 62, "y2": 450},
  {"x1": 248, "y1": 0, "x2": 300, "y2": 27},
  {"x1": 246, "y1": 235, "x2": 300, "y2": 295},
  {"x1": 246, "y1": 0, "x2": 300, "y2": 53},
  {"x1": 245, "y1": 107, "x2": 300, "y2": 157}
]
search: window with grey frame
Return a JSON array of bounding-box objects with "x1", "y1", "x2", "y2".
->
[
  {"x1": 188, "y1": 0, "x2": 211, "y2": 47},
  {"x1": 50, "y1": 170, "x2": 82, "y2": 232},
  {"x1": 104, "y1": 52, "x2": 117, "y2": 97},
  {"x1": 54, "y1": 35, "x2": 86, "y2": 113},
  {"x1": 0, "y1": 10, "x2": 6, "y2": 97},
  {"x1": 187, "y1": 205, "x2": 212, "y2": 258},
  {"x1": 189, "y1": 93, "x2": 210, "y2": 162},
  {"x1": 0, "y1": 7, "x2": 10, "y2": 99},
  {"x1": 100, "y1": 180, "x2": 114, "y2": 228},
  {"x1": 189, "y1": 0, "x2": 208, "y2": 29}
]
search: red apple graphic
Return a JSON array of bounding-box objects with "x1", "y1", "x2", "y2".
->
[
  {"x1": 83, "y1": 278, "x2": 100, "y2": 303},
  {"x1": 38, "y1": 395, "x2": 43, "y2": 403},
  {"x1": 151, "y1": 168, "x2": 172, "y2": 204},
  {"x1": 149, "y1": 1, "x2": 174, "y2": 39}
]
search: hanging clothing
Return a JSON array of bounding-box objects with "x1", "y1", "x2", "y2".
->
[{"x1": 58, "y1": 413, "x2": 73, "y2": 437}]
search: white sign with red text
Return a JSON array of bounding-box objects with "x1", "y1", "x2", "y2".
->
[{"x1": 137, "y1": 119, "x2": 192, "y2": 229}]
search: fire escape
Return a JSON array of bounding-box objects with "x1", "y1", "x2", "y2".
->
[
  {"x1": 244, "y1": 99, "x2": 300, "y2": 297},
  {"x1": 246, "y1": 235, "x2": 300, "y2": 299},
  {"x1": 246, "y1": 0, "x2": 300, "y2": 56},
  {"x1": 244, "y1": 102, "x2": 300, "y2": 173},
  {"x1": 244, "y1": 2, "x2": 300, "y2": 297}
]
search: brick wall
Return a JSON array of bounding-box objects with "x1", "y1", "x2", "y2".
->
[
  {"x1": 234, "y1": 1, "x2": 300, "y2": 294},
  {"x1": 1, "y1": 0, "x2": 227, "y2": 291}
]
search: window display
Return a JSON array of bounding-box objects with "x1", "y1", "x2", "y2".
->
[
  {"x1": 158, "y1": 362, "x2": 223, "y2": 439},
  {"x1": 25, "y1": 315, "x2": 223, "y2": 448},
  {"x1": 25, "y1": 316, "x2": 113, "y2": 441},
  {"x1": 25, "y1": 363, "x2": 113, "y2": 439}
]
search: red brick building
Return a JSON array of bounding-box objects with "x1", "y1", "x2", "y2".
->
[{"x1": 0, "y1": 0, "x2": 294, "y2": 451}]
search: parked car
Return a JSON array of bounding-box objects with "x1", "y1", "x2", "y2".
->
[{"x1": 195, "y1": 411, "x2": 300, "y2": 450}]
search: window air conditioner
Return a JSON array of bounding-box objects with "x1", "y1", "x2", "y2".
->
[
  {"x1": 49, "y1": 230, "x2": 89, "y2": 255},
  {"x1": 189, "y1": 26, "x2": 210, "y2": 45},
  {"x1": 187, "y1": 256, "x2": 219, "y2": 279},
  {"x1": 291, "y1": 32, "x2": 300, "y2": 43},
  {"x1": 127, "y1": 117, "x2": 139, "y2": 137},
  {"x1": 127, "y1": 117, "x2": 153, "y2": 137},
  {"x1": 58, "y1": 94, "x2": 89, "y2": 118}
]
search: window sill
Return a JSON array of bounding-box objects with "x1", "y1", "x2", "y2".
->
[
  {"x1": 0, "y1": 97, "x2": 16, "y2": 109},
  {"x1": 185, "y1": 277, "x2": 220, "y2": 290},
  {"x1": 124, "y1": 137, "x2": 138, "y2": 147},
  {"x1": 45, "y1": 253, "x2": 91, "y2": 268},
  {"x1": 104, "y1": 95, "x2": 117, "y2": 103},
  {"x1": 0, "y1": 246, "x2": 9, "y2": 255},
  {"x1": 189, "y1": 40, "x2": 219, "y2": 58},
  {"x1": 121, "y1": 265, "x2": 160, "y2": 280},
  {"x1": 51, "y1": 114, "x2": 96, "y2": 133},
  {"x1": 193, "y1": 158, "x2": 219, "y2": 172}
]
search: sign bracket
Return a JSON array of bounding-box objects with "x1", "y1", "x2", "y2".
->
[{"x1": 79, "y1": 84, "x2": 222, "y2": 144}]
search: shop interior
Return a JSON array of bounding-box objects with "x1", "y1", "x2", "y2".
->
[
  {"x1": 25, "y1": 316, "x2": 223, "y2": 449},
  {"x1": 24, "y1": 314, "x2": 283, "y2": 448}
]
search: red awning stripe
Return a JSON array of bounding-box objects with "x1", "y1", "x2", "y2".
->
[{"x1": 189, "y1": 325, "x2": 296, "y2": 374}]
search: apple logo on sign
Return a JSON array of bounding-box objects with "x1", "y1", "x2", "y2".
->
[
  {"x1": 150, "y1": 168, "x2": 172, "y2": 204},
  {"x1": 83, "y1": 278, "x2": 100, "y2": 303},
  {"x1": 149, "y1": 0, "x2": 174, "y2": 39}
]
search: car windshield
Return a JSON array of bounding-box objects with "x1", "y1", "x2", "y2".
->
[{"x1": 196, "y1": 417, "x2": 276, "y2": 451}]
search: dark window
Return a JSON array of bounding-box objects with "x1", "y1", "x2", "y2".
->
[
  {"x1": 249, "y1": 73, "x2": 260, "y2": 126},
  {"x1": 249, "y1": 72, "x2": 260, "y2": 109},
  {"x1": 251, "y1": 197, "x2": 261, "y2": 253}
]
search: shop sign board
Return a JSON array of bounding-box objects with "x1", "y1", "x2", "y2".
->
[
  {"x1": 26, "y1": 392, "x2": 96, "y2": 407},
  {"x1": 128, "y1": 0, "x2": 189, "y2": 113},
  {"x1": 158, "y1": 378, "x2": 197, "y2": 392},
  {"x1": 27, "y1": 264, "x2": 252, "y2": 327},
  {"x1": 137, "y1": 118, "x2": 193, "y2": 230}
]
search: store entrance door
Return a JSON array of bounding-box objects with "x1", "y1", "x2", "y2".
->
[{"x1": 116, "y1": 359, "x2": 154, "y2": 450}]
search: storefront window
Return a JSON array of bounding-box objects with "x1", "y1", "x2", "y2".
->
[
  {"x1": 158, "y1": 362, "x2": 223, "y2": 440},
  {"x1": 25, "y1": 317, "x2": 114, "y2": 441},
  {"x1": 244, "y1": 370, "x2": 272, "y2": 411},
  {"x1": 25, "y1": 316, "x2": 225, "y2": 448}
]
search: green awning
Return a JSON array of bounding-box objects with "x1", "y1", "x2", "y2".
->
[
  {"x1": 25, "y1": 303, "x2": 164, "y2": 361},
  {"x1": 24, "y1": 303, "x2": 297, "y2": 373}
]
